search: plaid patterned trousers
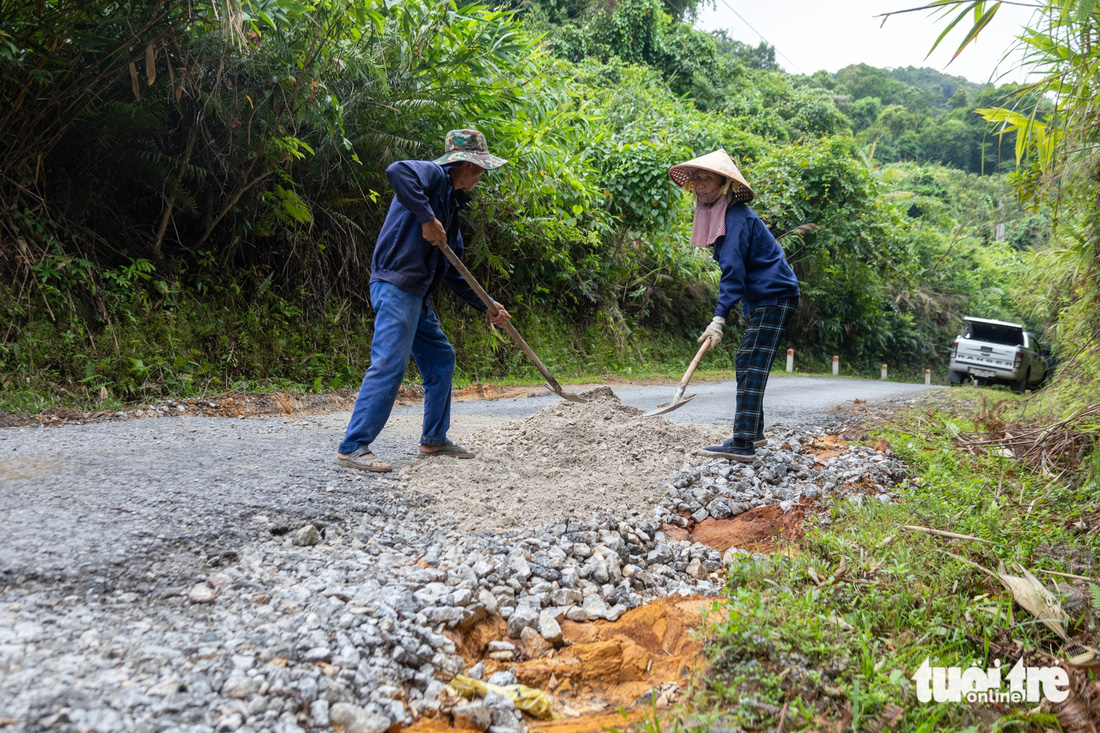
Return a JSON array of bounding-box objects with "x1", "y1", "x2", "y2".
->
[{"x1": 734, "y1": 297, "x2": 799, "y2": 442}]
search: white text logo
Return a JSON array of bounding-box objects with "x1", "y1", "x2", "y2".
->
[{"x1": 912, "y1": 657, "x2": 1069, "y2": 704}]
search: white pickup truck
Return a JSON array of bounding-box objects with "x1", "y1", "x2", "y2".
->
[{"x1": 948, "y1": 317, "x2": 1049, "y2": 392}]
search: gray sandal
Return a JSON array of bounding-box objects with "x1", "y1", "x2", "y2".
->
[
  {"x1": 334, "y1": 447, "x2": 393, "y2": 473},
  {"x1": 418, "y1": 439, "x2": 474, "y2": 459}
]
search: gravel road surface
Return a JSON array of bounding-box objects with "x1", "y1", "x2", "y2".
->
[
  {"x1": 0, "y1": 376, "x2": 938, "y2": 732},
  {"x1": 0, "y1": 375, "x2": 935, "y2": 590}
]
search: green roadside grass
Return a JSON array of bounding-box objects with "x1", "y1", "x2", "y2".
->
[
  {"x1": 0, "y1": 289, "x2": 948, "y2": 415},
  {"x1": 639, "y1": 388, "x2": 1099, "y2": 732}
]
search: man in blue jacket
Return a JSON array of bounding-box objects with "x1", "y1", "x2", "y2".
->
[
  {"x1": 335, "y1": 130, "x2": 511, "y2": 472},
  {"x1": 668, "y1": 150, "x2": 801, "y2": 462}
]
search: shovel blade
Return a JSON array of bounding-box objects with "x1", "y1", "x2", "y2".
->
[
  {"x1": 643, "y1": 393, "x2": 697, "y2": 417},
  {"x1": 544, "y1": 382, "x2": 585, "y2": 402}
]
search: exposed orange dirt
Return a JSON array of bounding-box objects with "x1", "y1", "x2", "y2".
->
[
  {"x1": 403, "y1": 716, "x2": 453, "y2": 732},
  {"x1": 695, "y1": 504, "x2": 805, "y2": 553},
  {"x1": 416, "y1": 595, "x2": 719, "y2": 731},
  {"x1": 447, "y1": 615, "x2": 509, "y2": 667},
  {"x1": 402, "y1": 708, "x2": 651, "y2": 732},
  {"x1": 500, "y1": 596, "x2": 716, "y2": 717},
  {"x1": 529, "y1": 709, "x2": 650, "y2": 732},
  {"x1": 663, "y1": 504, "x2": 805, "y2": 554}
]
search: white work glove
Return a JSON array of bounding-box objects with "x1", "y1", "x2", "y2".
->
[{"x1": 698, "y1": 316, "x2": 725, "y2": 345}]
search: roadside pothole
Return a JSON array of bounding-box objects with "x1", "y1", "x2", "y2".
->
[{"x1": 387, "y1": 400, "x2": 913, "y2": 730}]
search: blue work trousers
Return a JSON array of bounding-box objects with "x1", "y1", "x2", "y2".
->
[{"x1": 338, "y1": 281, "x2": 455, "y2": 454}]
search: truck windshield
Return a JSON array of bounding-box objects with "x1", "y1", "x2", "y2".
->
[{"x1": 967, "y1": 321, "x2": 1024, "y2": 346}]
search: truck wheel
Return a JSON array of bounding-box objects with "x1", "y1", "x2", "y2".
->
[
  {"x1": 948, "y1": 370, "x2": 965, "y2": 386},
  {"x1": 1012, "y1": 369, "x2": 1030, "y2": 394}
]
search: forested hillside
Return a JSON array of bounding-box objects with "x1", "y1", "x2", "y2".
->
[
  {"x1": 0, "y1": 0, "x2": 1051, "y2": 408},
  {"x1": 803, "y1": 64, "x2": 1024, "y2": 173}
]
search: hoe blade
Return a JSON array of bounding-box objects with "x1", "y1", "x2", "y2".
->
[
  {"x1": 545, "y1": 382, "x2": 585, "y2": 403},
  {"x1": 642, "y1": 393, "x2": 697, "y2": 417}
]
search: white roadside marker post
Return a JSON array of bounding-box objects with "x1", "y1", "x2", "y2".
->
[
  {"x1": 881, "y1": 363, "x2": 888, "y2": 380},
  {"x1": 925, "y1": 368, "x2": 931, "y2": 386},
  {"x1": 832, "y1": 355, "x2": 839, "y2": 376},
  {"x1": 786, "y1": 348, "x2": 794, "y2": 372}
]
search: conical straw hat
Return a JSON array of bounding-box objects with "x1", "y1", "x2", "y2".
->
[{"x1": 668, "y1": 149, "x2": 754, "y2": 203}]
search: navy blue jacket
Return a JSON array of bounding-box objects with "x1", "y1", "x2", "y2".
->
[
  {"x1": 369, "y1": 160, "x2": 486, "y2": 311},
  {"x1": 712, "y1": 203, "x2": 801, "y2": 318}
]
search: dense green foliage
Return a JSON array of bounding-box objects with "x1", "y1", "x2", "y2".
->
[
  {"x1": 0, "y1": 0, "x2": 1043, "y2": 408},
  {"x1": 689, "y1": 2, "x2": 1100, "y2": 724}
]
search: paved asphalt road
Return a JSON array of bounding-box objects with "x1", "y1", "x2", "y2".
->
[
  {"x1": 443, "y1": 374, "x2": 941, "y2": 426},
  {"x1": 0, "y1": 376, "x2": 940, "y2": 593}
]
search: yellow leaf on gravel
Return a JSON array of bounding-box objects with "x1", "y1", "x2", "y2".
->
[{"x1": 446, "y1": 674, "x2": 558, "y2": 720}]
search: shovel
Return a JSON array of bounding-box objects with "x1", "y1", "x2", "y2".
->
[
  {"x1": 435, "y1": 243, "x2": 584, "y2": 403},
  {"x1": 644, "y1": 337, "x2": 714, "y2": 417}
]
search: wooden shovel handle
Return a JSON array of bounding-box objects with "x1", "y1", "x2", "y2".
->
[{"x1": 434, "y1": 243, "x2": 567, "y2": 393}]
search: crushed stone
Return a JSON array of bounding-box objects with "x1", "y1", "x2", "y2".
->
[{"x1": 399, "y1": 387, "x2": 728, "y2": 530}]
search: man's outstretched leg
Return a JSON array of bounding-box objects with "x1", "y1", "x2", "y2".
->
[
  {"x1": 336, "y1": 282, "x2": 422, "y2": 472},
  {"x1": 411, "y1": 304, "x2": 472, "y2": 458}
]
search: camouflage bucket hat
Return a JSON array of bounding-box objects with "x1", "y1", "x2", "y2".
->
[{"x1": 432, "y1": 129, "x2": 508, "y2": 170}]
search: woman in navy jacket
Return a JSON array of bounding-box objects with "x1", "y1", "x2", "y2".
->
[{"x1": 668, "y1": 149, "x2": 801, "y2": 462}]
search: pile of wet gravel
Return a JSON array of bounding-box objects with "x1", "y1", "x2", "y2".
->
[
  {"x1": 656, "y1": 427, "x2": 910, "y2": 526},
  {"x1": 399, "y1": 387, "x2": 728, "y2": 530}
]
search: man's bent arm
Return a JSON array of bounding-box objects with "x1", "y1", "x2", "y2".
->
[{"x1": 385, "y1": 161, "x2": 438, "y2": 224}]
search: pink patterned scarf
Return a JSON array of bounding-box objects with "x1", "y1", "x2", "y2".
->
[{"x1": 690, "y1": 188, "x2": 729, "y2": 248}]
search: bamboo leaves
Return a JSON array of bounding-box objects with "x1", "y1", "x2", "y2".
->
[
  {"x1": 924, "y1": 0, "x2": 1001, "y2": 61},
  {"x1": 128, "y1": 61, "x2": 141, "y2": 100},
  {"x1": 976, "y1": 106, "x2": 1062, "y2": 171},
  {"x1": 996, "y1": 561, "x2": 1069, "y2": 641}
]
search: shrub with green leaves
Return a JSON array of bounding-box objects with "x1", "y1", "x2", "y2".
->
[{"x1": 0, "y1": 0, "x2": 1044, "y2": 405}]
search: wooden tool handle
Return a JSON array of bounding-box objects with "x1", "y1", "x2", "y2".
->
[
  {"x1": 435, "y1": 243, "x2": 566, "y2": 392},
  {"x1": 435, "y1": 243, "x2": 498, "y2": 314},
  {"x1": 668, "y1": 337, "x2": 712, "y2": 405},
  {"x1": 680, "y1": 338, "x2": 713, "y2": 388}
]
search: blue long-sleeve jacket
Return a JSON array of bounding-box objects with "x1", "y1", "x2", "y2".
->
[
  {"x1": 712, "y1": 204, "x2": 801, "y2": 318},
  {"x1": 369, "y1": 160, "x2": 486, "y2": 311}
]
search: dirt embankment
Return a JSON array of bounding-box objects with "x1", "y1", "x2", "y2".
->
[{"x1": 0, "y1": 378, "x2": 642, "y2": 428}]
